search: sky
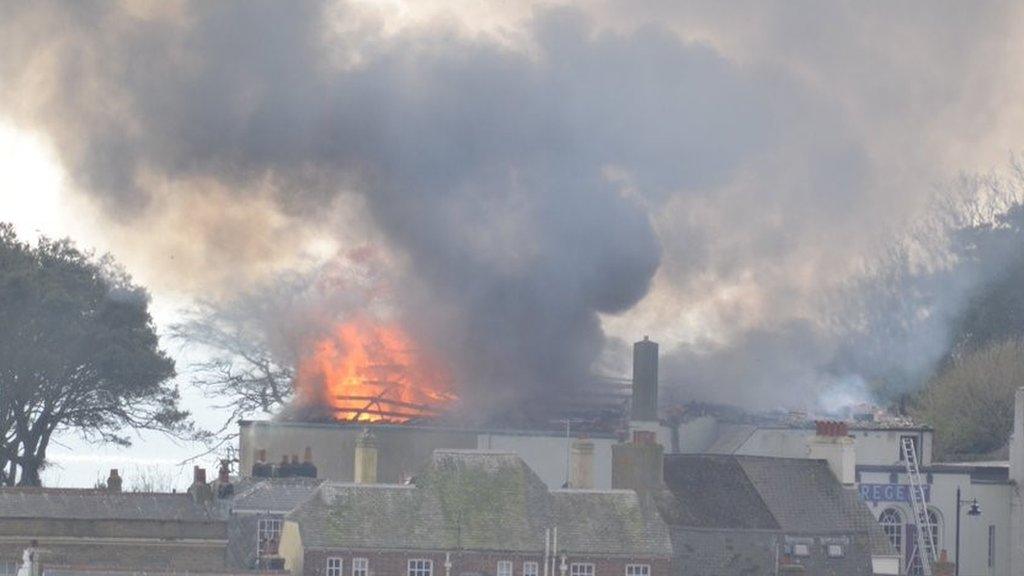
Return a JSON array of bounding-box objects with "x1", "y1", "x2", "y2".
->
[{"x1": 2, "y1": 0, "x2": 1024, "y2": 487}]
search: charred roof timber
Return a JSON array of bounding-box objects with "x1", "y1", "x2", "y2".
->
[{"x1": 631, "y1": 336, "x2": 659, "y2": 422}]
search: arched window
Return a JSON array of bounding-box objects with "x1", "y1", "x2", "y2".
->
[
  {"x1": 879, "y1": 508, "x2": 903, "y2": 554},
  {"x1": 927, "y1": 508, "x2": 942, "y2": 550}
]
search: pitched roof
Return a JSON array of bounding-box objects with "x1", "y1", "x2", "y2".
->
[
  {"x1": 660, "y1": 455, "x2": 888, "y2": 537},
  {"x1": 0, "y1": 488, "x2": 218, "y2": 521},
  {"x1": 230, "y1": 477, "x2": 324, "y2": 514},
  {"x1": 551, "y1": 490, "x2": 672, "y2": 557},
  {"x1": 289, "y1": 450, "x2": 672, "y2": 557},
  {"x1": 658, "y1": 455, "x2": 778, "y2": 530},
  {"x1": 659, "y1": 455, "x2": 895, "y2": 575}
]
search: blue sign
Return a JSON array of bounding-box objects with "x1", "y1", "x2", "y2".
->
[{"x1": 859, "y1": 483, "x2": 930, "y2": 503}]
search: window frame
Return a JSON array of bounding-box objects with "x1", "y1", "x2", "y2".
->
[
  {"x1": 352, "y1": 557, "x2": 369, "y2": 576},
  {"x1": 879, "y1": 508, "x2": 903, "y2": 555},
  {"x1": 625, "y1": 564, "x2": 650, "y2": 576},
  {"x1": 326, "y1": 557, "x2": 344, "y2": 576},
  {"x1": 792, "y1": 544, "x2": 811, "y2": 557},
  {"x1": 408, "y1": 559, "x2": 434, "y2": 576},
  {"x1": 569, "y1": 563, "x2": 595, "y2": 576},
  {"x1": 497, "y1": 560, "x2": 513, "y2": 576},
  {"x1": 826, "y1": 543, "x2": 844, "y2": 558},
  {"x1": 256, "y1": 517, "x2": 283, "y2": 557},
  {"x1": 522, "y1": 561, "x2": 539, "y2": 576}
]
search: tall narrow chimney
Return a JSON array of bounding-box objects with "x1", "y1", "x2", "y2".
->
[
  {"x1": 354, "y1": 429, "x2": 378, "y2": 484},
  {"x1": 631, "y1": 337, "x2": 659, "y2": 422},
  {"x1": 569, "y1": 438, "x2": 595, "y2": 489}
]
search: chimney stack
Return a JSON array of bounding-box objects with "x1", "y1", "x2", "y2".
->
[
  {"x1": 612, "y1": 431, "x2": 664, "y2": 493},
  {"x1": 188, "y1": 466, "x2": 214, "y2": 504},
  {"x1": 807, "y1": 420, "x2": 856, "y2": 485},
  {"x1": 106, "y1": 469, "x2": 122, "y2": 493},
  {"x1": 252, "y1": 448, "x2": 272, "y2": 478},
  {"x1": 354, "y1": 429, "x2": 378, "y2": 484},
  {"x1": 631, "y1": 337, "x2": 659, "y2": 422},
  {"x1": 299, "y1": 446, "x2": 318, "y2": 478},
  {"x1": 218, "y1": 460, "x2": 230, "y2": 484},
  {"x1": 215, "y1": 459, "x2": 234, "y2": 499},
  {"x1": 569, "y1": 438, "x2": 595, "y2": 489}
]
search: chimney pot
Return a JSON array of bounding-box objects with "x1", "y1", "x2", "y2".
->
[
  {"x1": 106, "y1": 469, "x2": 122, "y2": 493},
  {"x1": 303, "y1": 446, "x2": 313, "y2": 463},
  {"x1": 193, "y1": 466, "x2": 207, "y2": 485}
]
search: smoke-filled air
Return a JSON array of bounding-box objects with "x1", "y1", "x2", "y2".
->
[{"x1": 4, "y1": 0, "x2": 1024, "y2": 416}]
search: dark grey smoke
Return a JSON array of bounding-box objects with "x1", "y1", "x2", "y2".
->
[
  {"x1": 0, "y1": 1, "x2": 780, "y2": 410},
  {"x1": 3, "y1": 1, "x2": 1021, "y2": 413}
]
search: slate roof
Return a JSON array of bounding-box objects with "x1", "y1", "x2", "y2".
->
[
  {"x1": 660, "y1": 455, "x2": 889, "y2": 536},
  {"x1": 0, "y1": 488, "x2": 218, "y2": 521},
  {"x1": 658, "y1": 455, "x2": 778, "y2": 530},
  {"x1": 551, "y1": 490, "x2": 672, "y2": 556},
  {"x1": 230, "y1": 477, "x2": 324, "y2": 514},
  {"x1": 289, "y1": 450, "x2": 672, "y2": 557},
  {"x1": 659, "y1": 455, "x2": 894, "y2": 576}
]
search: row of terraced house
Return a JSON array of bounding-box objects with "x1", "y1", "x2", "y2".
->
[{"x1": 0, "y1": 423, "x2": 896, "y2": 576}]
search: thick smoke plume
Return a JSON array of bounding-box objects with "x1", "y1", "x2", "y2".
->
[{"x1": 3, "y1": 1, "x2": 1024, "y2": 413}]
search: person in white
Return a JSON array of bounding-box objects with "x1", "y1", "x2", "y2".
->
[{"x1": 15, "y1": 543, "x2": 36, "y2": 576}]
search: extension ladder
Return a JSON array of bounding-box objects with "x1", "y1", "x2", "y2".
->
[{"x1": 901, "y1": 435, "x2": 937, "y2": 575}]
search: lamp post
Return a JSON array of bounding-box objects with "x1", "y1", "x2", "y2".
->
[{"x1": 954, "y1": 486, "x2": 981, "y2": 576}]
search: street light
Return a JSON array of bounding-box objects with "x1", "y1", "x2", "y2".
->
[{"x1": 954, "y1": 486, "x2": 981, "y2": 576}]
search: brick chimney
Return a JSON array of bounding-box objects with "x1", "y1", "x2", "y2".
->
[
  {"x1": 612, "y1": 430, "x2": 664, "y2": 493},
  {"x1": 569, "y1": 438, "x2": 595, "y2": 489},
  {"x1": 106, "y1": 469, "x2": 122, "y2": 493},
  {"x1": 354, "y1": 428, "x2": 378, "y2": 484},
  {"x1": 807, "y1": 421, "x2": 856, "y2": 485},
  {"x1": 215, "y1": 459, "x2": 234, "y2": 499},
  {"x1": 187, "y1": 466, "x2": 214, "y2": 505}
]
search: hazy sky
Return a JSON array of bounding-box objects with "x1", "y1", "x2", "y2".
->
[{"x1": 3, "y1": 0, "x2": 1024, "y2": 486}]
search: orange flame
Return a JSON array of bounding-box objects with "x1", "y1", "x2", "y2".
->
[{"x1": 295, "y1": 318, "x2": 456, "y2": 422}]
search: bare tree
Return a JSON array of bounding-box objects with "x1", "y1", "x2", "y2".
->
[{"x1": 169, "y1": 301, "x2": 294, "y2": 438}]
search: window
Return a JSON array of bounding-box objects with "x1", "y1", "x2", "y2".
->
[
  {"x1": 988, "y1": 525, "x2": 996, "y2": 568},
  {"x1": 327, "y1": 558, "x2": 343, "y2": 576},
  {"x1": 826, "y1": 544, "x2": 844, "y2": 558},
  {"x1": 927, "y1": 509, "x2": 942, "y2": 551},
  {"x1": 523, "y1": 562, "x2": 539, "y2": 576},
  {"x1": 409, "y1": 559, "x2": 433, "y2": 576},
  {"x1": 497, "y1": 561, "x2": 513, "y2": 576},
  {"x1": 625, "y1": 565, "x2": 650, "y2": 576},
  {"x1": 899, "y1": 436, "x2": 919, "y2": 461},
  {"x1": 257, "y1": 517, "x2": 283, "y2": 557},
  {"x1": 352, "y1": 558, "x2": 369, "y2": 576},
  {"x1": 570, "y1": 564, "x2": 595, "y2": 576},
  {"x1": 879, "y1": 508, "x2": 903, "y2": 554},
  {"x1": 792, "y1": 544, "x2": 810, "y2": 557}
]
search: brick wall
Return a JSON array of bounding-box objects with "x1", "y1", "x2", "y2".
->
[{"x1": 301, "y1": 549, "x2": 670, "y2": 576}]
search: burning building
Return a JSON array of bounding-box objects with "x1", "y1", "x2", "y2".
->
[{"x1": 238, "y1": 336, "x2": 662, "y2": 490}]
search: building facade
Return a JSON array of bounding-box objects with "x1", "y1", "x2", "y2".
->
[{"x1": 278, "y1": 450, "x2": 673, "y2": 576}]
